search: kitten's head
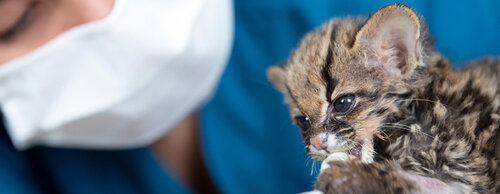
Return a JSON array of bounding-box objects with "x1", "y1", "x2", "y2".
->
[{"x1": 267, "y1": 4, "x2": 430, "y2": 162}]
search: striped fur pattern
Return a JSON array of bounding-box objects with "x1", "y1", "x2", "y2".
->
[{"x1": 267, "y1": 4, "x2": 499, "y2": 193}]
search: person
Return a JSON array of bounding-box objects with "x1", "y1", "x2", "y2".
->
[
  {"x1": 201, "y1": 0, "x2": 500, "y2": 193},
  {"x1": 0, "y1": 0, "x2": 231, "y2": 193},
  {"x1": 1, "y1": 0, "x2": 499, "y2": 194}
]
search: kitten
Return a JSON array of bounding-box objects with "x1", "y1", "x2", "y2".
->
[{"x1": 267, "y1": 4, "x2": 499, "y2": 193}]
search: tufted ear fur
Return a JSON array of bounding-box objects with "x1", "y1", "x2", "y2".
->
[
  {"x1": 352, "y1": 4, "x2": 422, "y2": 78},
  {"x1": 267, "y1": 64, "x2": 287, "y2": 93}
]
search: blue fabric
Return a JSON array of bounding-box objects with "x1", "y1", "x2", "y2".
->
[
  {"x1": 0, "y1": 120, "x2": 190, "y2": 194},
  {"x1": 201, "y1": 0, "x2": 500, "y2": 194}
]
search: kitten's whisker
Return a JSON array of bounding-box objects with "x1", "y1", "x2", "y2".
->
[
  {"x1": 377, "y1": 130, "x2": 391, "y2": 140},
  {"x1": 396, "y1": 98, "x2": 438, "y2": 103},
  {"x1": 380, "y1": 124, "x2": 444, "y2": 145},
  {"x1": 314, "y1": 160, "x2": 319, "y2": 175},
  {"x1": 311, "y1": 159, "x2": 318, "y2": 176},
  {"x1": 351, "y1": 141, "x2": 378, "y2": 156},
  {"x1": 396, "y1": 98, "x2": 457, "y2": 112},
  {"x1": 385, "y1": 123, "x2": 411, "y2": 128}
]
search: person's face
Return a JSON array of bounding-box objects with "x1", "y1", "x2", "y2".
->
[{"x1": 0, "y1": 0, "x2": 114, "y2": 64}]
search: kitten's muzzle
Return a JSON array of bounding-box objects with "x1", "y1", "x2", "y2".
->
[{"x1": 309, "y1": 132, "x2": 362, "y2": 161}]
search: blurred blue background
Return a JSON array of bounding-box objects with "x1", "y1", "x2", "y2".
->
[
  {"x1": 201, "y1": 0, "x2": 500, "y2": 193},
  {"x1": 1, "y1": 1, "x2": 499, "y2": 194}
]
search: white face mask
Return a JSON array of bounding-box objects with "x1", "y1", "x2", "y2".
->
[{"x1": 0, "y1": 0, "x2": 233, "y2": 150}]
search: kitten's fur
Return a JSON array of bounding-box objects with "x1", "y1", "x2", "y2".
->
[{"x1": 268, "y1": 4, "x2": 499, "y2": 193}]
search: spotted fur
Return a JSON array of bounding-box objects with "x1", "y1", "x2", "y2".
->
[{"x1": 268, "y1": 4, "x2": 499, "y2": 193}]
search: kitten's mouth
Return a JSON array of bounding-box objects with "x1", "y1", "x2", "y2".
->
[
  {"x1": 308, "y1": 132, "x2": 373, "y2": 164},
  {"x1": 315, "y1": 144, "x2": 363, "y2": 162},
  {"x1": 346, "y1": 144, "x2": 362, "y2": 160}
]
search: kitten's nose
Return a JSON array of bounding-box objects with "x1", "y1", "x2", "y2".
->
[{"x1": 310, "y1": 133, "x2": 328, "y2": 150}]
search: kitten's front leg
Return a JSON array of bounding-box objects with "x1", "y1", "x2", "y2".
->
[
  {"x1": 315, "y1": 161, "x2": 463, "y2": 194},
  {"x1": 315, "y1": 161, "x2": 414, "y2": 193}
]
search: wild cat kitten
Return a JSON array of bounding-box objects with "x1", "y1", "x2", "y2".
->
[{"x1": 267, "y1": 4, "x2": 499, "y2": 193}]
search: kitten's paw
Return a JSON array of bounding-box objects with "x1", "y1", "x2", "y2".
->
[
  {"x1": 315, "y1": 161, "x2": 414, "y2": 193},
  {"x1": 320, "y1": 152, "x2": 349, "y2": 173},
  {"x1": 316, "y1": 162, "x2": 370, "y2": 193}
]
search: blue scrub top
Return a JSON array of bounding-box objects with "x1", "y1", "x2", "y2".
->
[
  {"x1": 0, "y1": 1, "x2": 499, "y2": 194},
  {"x1": 0, "y1": 119, "x2": 191, "y2": 194}
]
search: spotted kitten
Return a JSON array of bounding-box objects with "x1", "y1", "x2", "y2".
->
[{"x1": 267, "y1": 4, "x2": 499, "y2": 193}]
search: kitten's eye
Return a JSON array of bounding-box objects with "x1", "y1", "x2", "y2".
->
[
  {"x1": 333, "y1": 94, "x2": 355, "y2": 113},
  {"x1": 295, "y1": 116, "x2": 311, "y2": 132}
]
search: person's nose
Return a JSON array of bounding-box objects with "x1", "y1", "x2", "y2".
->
[{"x1": 310, "y1": 133, "x2": 328, "y2": 150}]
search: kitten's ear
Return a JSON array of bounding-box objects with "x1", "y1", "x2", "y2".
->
[
  {"x1": 353, "y1": 4, "x2": 422, "y2": 78},
  {"x1": 267, "y1": 63, "x2": 287, "y2": 92}
]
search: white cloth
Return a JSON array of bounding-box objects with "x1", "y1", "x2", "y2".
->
[{"x1": 0, "y1": 0, "x2": 233, "y2": 150}]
